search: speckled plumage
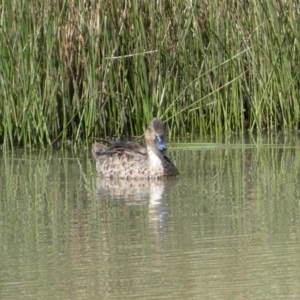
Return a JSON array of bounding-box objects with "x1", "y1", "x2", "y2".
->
[{"x1": 92, "y1": 118, "x2": 179, "y2": 179}]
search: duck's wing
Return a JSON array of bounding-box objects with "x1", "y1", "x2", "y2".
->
[
  {"x1": 110, "y1": 141, "x2": 147, "y2": 154},
  {"x1": 92, "y1": 141, "x2": 147, "y2": 160},
  {"x1": 92, "y1": 142, "x2": 113, "y2": 159}
]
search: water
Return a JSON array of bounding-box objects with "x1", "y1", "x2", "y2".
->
[{"x1": 1, "y1": 139, "x2": 300, "y2": 299}]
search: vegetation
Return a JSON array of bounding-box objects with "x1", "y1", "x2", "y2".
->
[{"x1": 1, "y1": 0, "x2": 300, "y2": 148}]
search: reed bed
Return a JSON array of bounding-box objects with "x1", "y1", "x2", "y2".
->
[{"x1": 1, "y1": 0, "x2": 300, "y2": 148}]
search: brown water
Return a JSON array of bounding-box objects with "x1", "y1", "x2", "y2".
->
[{"x1": 1, "y1": 140, "x2": 300, "y2": 299}]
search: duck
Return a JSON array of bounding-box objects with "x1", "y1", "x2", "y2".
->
[{"x1": 91, "y1": 118, "x2": 179, "y2": 179}]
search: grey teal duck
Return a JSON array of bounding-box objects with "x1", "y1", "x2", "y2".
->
[{"x1": 92, "y1": 118, "x2": 179, "y2": 179}]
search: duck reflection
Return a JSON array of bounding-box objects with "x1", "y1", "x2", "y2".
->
[{"x1": 95, "y1": 177, "x2": 178, "y2": 233}]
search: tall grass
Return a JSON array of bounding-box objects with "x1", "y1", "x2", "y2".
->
[{"x1": 1, "y1": 0, "x2": 300, "y2": 148}]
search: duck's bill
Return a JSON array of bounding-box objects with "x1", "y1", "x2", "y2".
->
[{"x1": 155, "y1": 135, "x2": 167, "y2": 152}]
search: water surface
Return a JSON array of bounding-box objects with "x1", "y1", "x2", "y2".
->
[{"x1": 1, "y1": 138, "x2": 300, "y2": 299}]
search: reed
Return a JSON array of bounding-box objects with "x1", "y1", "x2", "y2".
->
[{"x1": 1, "y1": 0, "x2": 300, "y2": 148}]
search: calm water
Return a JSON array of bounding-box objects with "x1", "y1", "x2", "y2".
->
[{"x1": 1, "y1": 138, "x2": 300, "y2": 299}]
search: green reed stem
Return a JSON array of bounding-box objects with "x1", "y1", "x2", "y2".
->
[{"x1": 1, "y1": 0, "x2": 300, "y2": 148}]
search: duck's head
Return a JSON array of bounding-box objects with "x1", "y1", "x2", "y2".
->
[{"x1": 145, "y1": 118, "x2": 167, "y2": 153}]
